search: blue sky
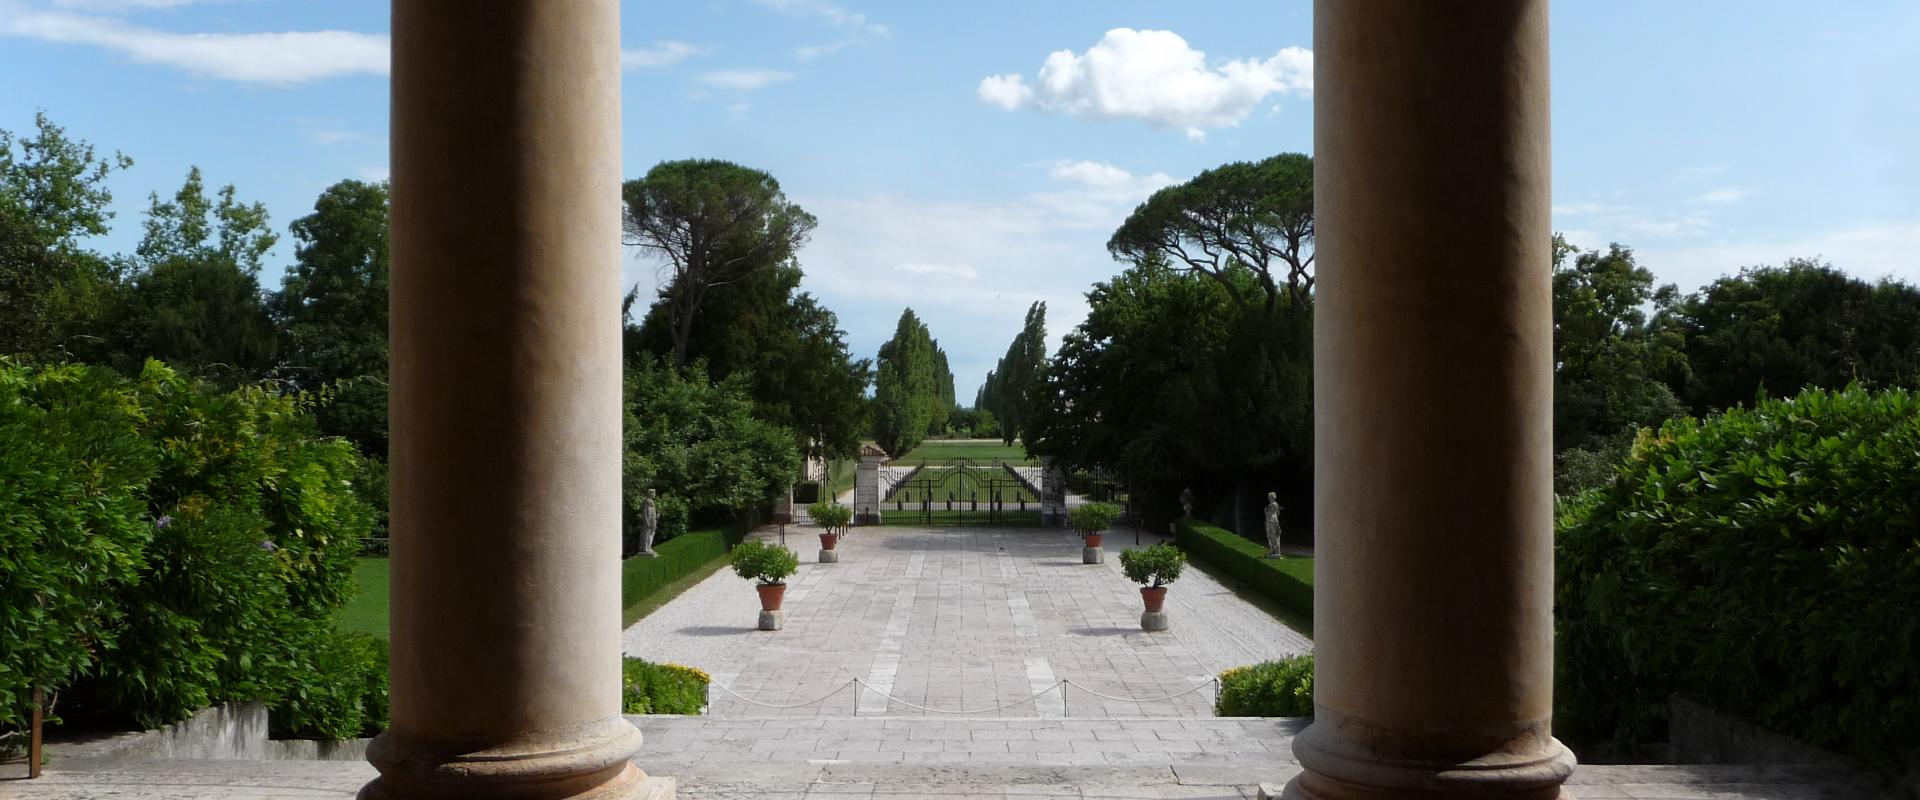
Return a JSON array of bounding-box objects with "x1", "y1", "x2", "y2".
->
[{"x1": 2, "y1": 0, "x2": 1916, "y2": 397}]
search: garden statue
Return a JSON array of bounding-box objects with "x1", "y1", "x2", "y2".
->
[
  {"x1": 1179, "y1": 486, "x2": 1195, "y2": 518},
  {"x1": 638, "y1": 489, "x2": 659, "y2": 557},
  {"x1": 1264, "y1": 491, "x2": 1284, "y2": 558}
]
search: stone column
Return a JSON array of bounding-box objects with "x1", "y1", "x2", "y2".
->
[
  {"x1": 853, "y1": 445, "x2": 886, "y2": 525},
  {"x1": 1287, "y1": 2, "x2": 1573, "y2": 800},
  {"x1": 367, "y1": 3, "x2": 649, "y2": 799}
]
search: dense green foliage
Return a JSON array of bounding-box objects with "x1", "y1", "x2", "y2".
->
[
  {"x1": 630, "y1": 262, "x2": 871, "y2": 462},
  {"x1": 0, "y1": 360, "x2": 379, "y2": 738},
  {"x1": 621, "y1": 658, "x2": 709, "y2": 715},
  {"x1": 1216, "y1": 656, "x2": 1313, "y2": 717},
  {"x1": 871, "y1": 308, "x2": 954, "y2": 456},
  {"x1": 729, "y1": 540, "x2": 800, "y2": 585},
  {"x1": 977, "y1": 301, "x2": 1047, "y2": 445},
  {"x1": 271, "y1": 179, "x2": 390, "y2": 457},
  {"x1": 1108, "y1": 153, "x2": 1314, "y2": 314},
  {"x1": 1068, "y1": 501, "x2": 1118, "y2": 533},
  {"x1": 1656, "y1": 259, "x2": 1920, "y2": 415},
  {"x1": 1118, "y1": 543, "x2": 1186, "y2": 588},
  {"x1": 622, "y1": 358, "x2": 797, "y2": 553},
  {"x1": 621, "y1": 159, "x2": 817, "y2": 368},
  {"x1": 0, "y1": 112, "x2": 130, "y2": 364},
  {"x1": 895, "y1": 438, "x2": 1031, "y2": 465},
  {"x1": 1174, "y1": 519, "x2": 1313, "y2": 620},
  {"x1": 1556, "y1": 386, "x2": 1920, "y2": 769}
]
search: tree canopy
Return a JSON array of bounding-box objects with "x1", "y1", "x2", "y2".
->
[
  {"x1": 1107, "y1": 153, "x2": 1314, "y2": 314},
  {"x1": 871, "y1": 308, "x2": 950, "y2": 457},
  {"x1": 272, "y1": 179, "x2": 391, "y2": 455},
  {"x1": 977, "y1": 301, "x2": 1047, "y2": 446},
  {"x1": 621, "y1": 159, "x2": 817, "y2": 367}
]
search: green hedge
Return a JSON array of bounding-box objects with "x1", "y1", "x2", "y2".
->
[
  {"x1": 1556, "y1": 386, "x2": 1920, "y2": 771},
  {"x1": 1174, "y1": 519, "x2": 1313, "y2": 619},
  {"x1": 621, "y1": 529, "x2": 731, "y2": 611},
  {"x1": 1217, "y1": 655, "x2": 1313, "y2": 717}
]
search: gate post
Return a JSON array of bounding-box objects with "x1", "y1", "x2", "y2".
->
[
  {"x1": 1040, "y1": 456, "x2": 1068, "y2": 528},
  {"x1": 854, "y1": 444, "x2": 886, "y2": 525}
]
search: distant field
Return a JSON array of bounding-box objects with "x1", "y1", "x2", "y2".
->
[
  {"x1": 895, "y1": 439, "x2": 1034, "y2": 465},
  {"x1": 338, "y1": 556, "x2": 389, "y2": 640},
  {"x1": 877, "y1": 510, "x2": 1044, "y2": 528},
  {"x1": 888, "y1": 467, "x2": 1038, "y2": 505}
]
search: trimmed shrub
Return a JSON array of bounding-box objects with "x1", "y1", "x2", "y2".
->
[
  {"x1": 1217, "y1": 655, "x2": 1313, "y2": 717},
  {"x1": 1174, "y1": 519, "x2": 1313, "y2": 619},
  {"x1": 729, "y1": 540, "x2": 799, "y2": 585},
  {"x1": 1556, "y1": 386, "x2": 1920, "y2": 771},
  {"x1": 621, "y1": 529, "x2": 730, "y2": 611},
  {"x1": 621, "y1": 658, "x2": 709, "y2": 715},
  {"x1": 807, "y1": 501, "x2": 852, "y2": 532},
  {"x1": 1119, "y1": 543, "x2": 1186, "y2": 587},
  {"x1": 1069, "y1": 501, "x2": 1119, "y2": 533}
]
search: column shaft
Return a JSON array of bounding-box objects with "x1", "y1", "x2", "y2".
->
[
  {"x1": 1289, "y1": 1, "x2": 1573, "y2": 798},
  {"x1": 368, "y1": 2, "x2": 643, "y2": 798}
]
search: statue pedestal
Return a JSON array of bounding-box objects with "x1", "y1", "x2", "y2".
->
[
  {"x1": 758, "y1": 610, "x2": 784, "y2": 631},
  {"x1": 1265, "y1": 552, "x2": 1284, "y2": 560},
  {"x1": 636, "y1": 550, "x2": 658, "y2": 558}
]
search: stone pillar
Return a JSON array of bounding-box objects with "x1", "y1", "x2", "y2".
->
[
  {"x1": 853, "y1": 445, "x2": 886, "y2": 525},
  {"x1": 1040, "y1": 457, "x2": 1068, "y2": 528},
  {"x1": 1286, "y1": 2, "x2": 1573, "y2": 800},
  {"x1": 368, "y1": 3, "x2": 650, "y2": 798}
]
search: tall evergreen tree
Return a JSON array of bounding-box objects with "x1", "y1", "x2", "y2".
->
[
  {"x1": 272, "y1": 180, "x2": 391, "y2": 455},
  {"x1": 983, "y1": 301, "x2": 1047, "y2": 445},
  {"x1": 871, "y1": 308, "x2": 938, "y2": 457}
]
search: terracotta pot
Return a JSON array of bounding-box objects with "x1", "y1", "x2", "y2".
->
[
  {"x1": 756, "y1": 582, "x2": 786, "y2": 612},
  {"x1": 1083, "y1": 531, "x2": 1104, "y2": 548},
  {"x1": 1140, "y1": 586, "x2": 1167, "y2": 613},
  {"x1": 818, "y1": 532, "x2": 838, "y2": 550}
]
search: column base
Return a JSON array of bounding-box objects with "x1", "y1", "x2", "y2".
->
[
  {"x1": 819, "y1": 549, "x2": 840, "y2": 563},
  {"x1": 758, "y1": 610, "x2": 785, "y2": 631},
  {"x1": 1140, "y1": 611, "x2": 1169, "y2": 632},
  {"x1": 362, "y1": 718, "x2": 648, "y2": 800},
  {"x1": 1282, "y1": 718, "x2": 1575, "y2": 800},
  {"x1": 1083, "y1": 546, "x2": 1104, "y2": 564}
]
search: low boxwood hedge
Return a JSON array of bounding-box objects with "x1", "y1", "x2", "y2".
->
[
  {"x1": 620, "y1": 658, "x2": 708, "y2": 715},
  {"x1": 1174, "y1": 519, "x2": 1313, "y2": 619},
  {"x1": 1217, "y1": 655, "x2": 1313, "y2": 717}
]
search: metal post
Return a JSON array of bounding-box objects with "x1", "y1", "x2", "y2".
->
[{"x1": 29, "y1": 686, "x2": 43, "y2": 779}]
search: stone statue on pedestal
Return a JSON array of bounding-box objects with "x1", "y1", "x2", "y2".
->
[
  {"x1": 1179, "y1": 487, "x2": 1195, "y2": 518},
  {"x1": 638, "y1": 489, "x2": 659, "y2": 557},
  {"x1": 1264, "y1": 491, "x2": 1284, "y2": 558}
]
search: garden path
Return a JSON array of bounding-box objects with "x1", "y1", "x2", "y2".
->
[{"x1": 622, "y1": 525, "x2": 1311, "y2": 719}]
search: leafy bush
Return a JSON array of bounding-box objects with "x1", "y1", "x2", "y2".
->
[
  {"x1": 622, "y1": 359, "x2": 797, "y2": 552},
  {"x1": 1217, "y1": 655, "x2": 1313, "y2": 717},
  {"x1": 271, "y1": 632, "x2": 387, "y2": 740},
  {"x1": 1118, "y1": 543, "x2": 1186, "y2": 587},
  {"x1": 0, "y1": 360, "x2": 377, "y2": 736},
  {"x1": 1174, "y1": 519, "x2": 1313, "y2": 620},
  {"x1": 620, "y1": 658, "x2": 709, "y2": 715},
  {"x1": 808, "y1": 501, "x2": 852, "y2": 532},
  {"x1": 729, "y1": 540, "x2": 799, "y2": 585},
  {"x1": 1069, "y1": 501, "x2": 1118, "y2": 534},
  {"x1": 1556, "y1": 386, "x2": 1920, "y2": 771}
]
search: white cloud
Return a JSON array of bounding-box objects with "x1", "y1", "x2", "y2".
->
[
  {"x1": 795, "y1": 40, "x2": 853, "y2": 62},
  {"x1": 0, "y1": 5, "x2": 387, "y2": 84},
  {"x1": 51, "y1": 0, "x2": 231, "y2": 9},
  {"x1": 1690, "y1": 187, "x2": 1752, "y2": 205},
  {"x1": 1554, "y1": 201, "x2": 1716, "y2": 242},
  {"x1": 751, "y1": 0, "x2": 890, "y2": 39},
  {"x1": 1638, "y1": 219, "x2": 1920, "y2": 295},
  {"x1": 697, "y1": 68, "x2": 794, "y2": 91},
  {"x1": 622, "y1": 40, "x2": 703, "y2": 69},
  {"x1": 978, "y1": 28, "x2": 1312, "y2": 140},
  {"x1": 896, "y1": 262, "x2": 980, "y2": 280},
  {"x1": 304, "y1": 129, "x2": 363, "y2": 145}
]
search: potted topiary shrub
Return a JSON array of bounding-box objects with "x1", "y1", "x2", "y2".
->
[
  {"x1": 1119, "y1": 543, "x2": 1187, "y2": 632},
  {"x1": 730, "y1": 540, "x2": 800, "y2": 631},
  {"x1": 808, "y1": 501, "x2": 853, "y2": 563},
  {"x1": 1069, "y1": 501, "x2": 1119, "y2": 564}
]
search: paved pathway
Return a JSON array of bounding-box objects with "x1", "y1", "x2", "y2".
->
[{"x1": 622, "y1": 525, "x2": 1312, "y2": 719}]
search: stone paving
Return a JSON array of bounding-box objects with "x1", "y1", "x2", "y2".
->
[{"x1": 622, "y1": 525, "x2": 1313, "y2": 719}]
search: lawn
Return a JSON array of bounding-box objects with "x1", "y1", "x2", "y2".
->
[
  {"x1": 895, "y1": 438, "x2": 1035, "y2": 465},
  {"x1": 887, "y1": 467, "x2": 1037, "y2": 504},
  {"x1": 338, "y1": 556, "x2": 390, "y2": 640}
]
